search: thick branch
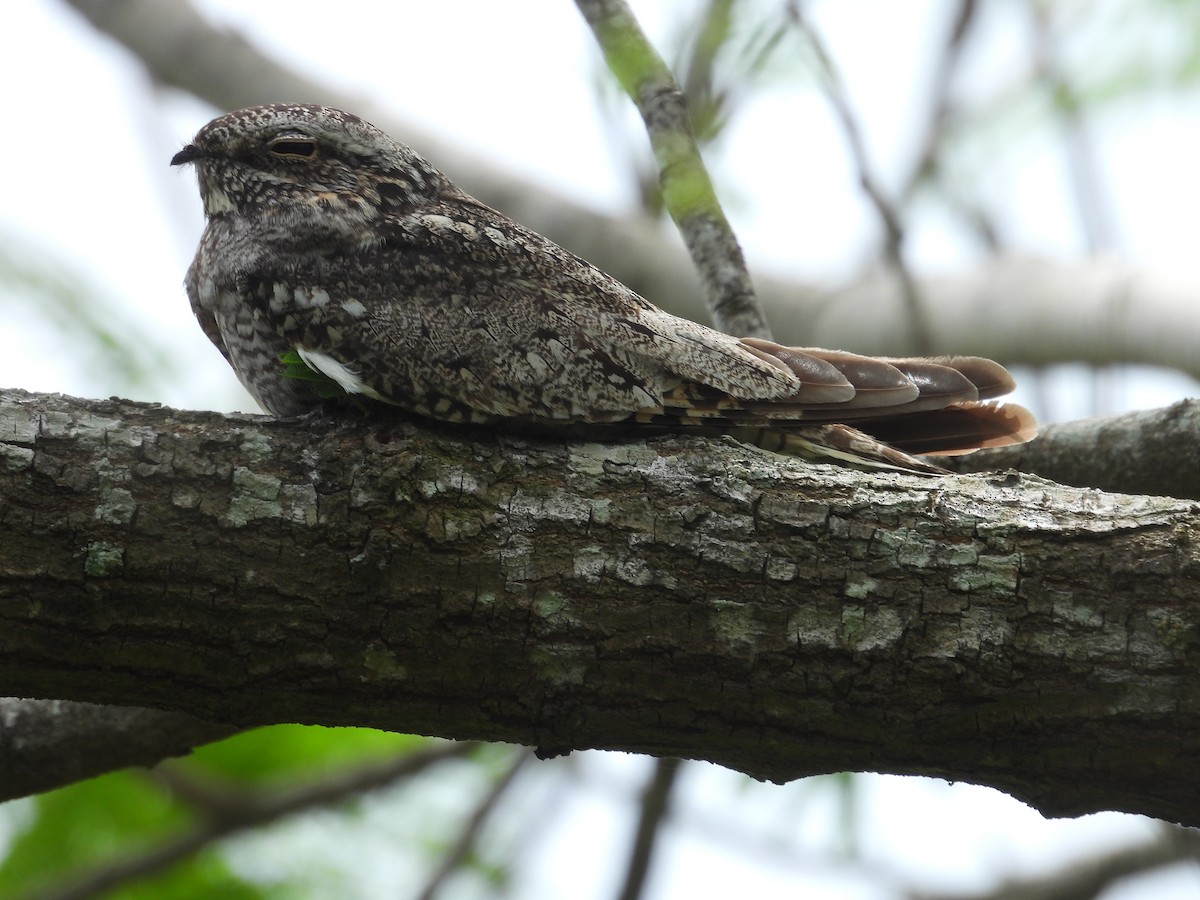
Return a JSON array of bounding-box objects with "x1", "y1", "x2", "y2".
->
[
  {"x1": 949, "y1": 399, "x2": 1200, "y2": 500},
  {"x1": 1, "y1": 389, "x2": 1198, "y2": 825},
  {"x1": 777, "y1": 257, "x2": 1200, "y2": 379},
  {"x1": 0, "y1": 699, "x2": 236, "y2": 801}
]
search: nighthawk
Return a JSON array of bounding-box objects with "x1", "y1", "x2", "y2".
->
[{"x1": 172, "y1": 103, "x2": 1036, "y2": 473}]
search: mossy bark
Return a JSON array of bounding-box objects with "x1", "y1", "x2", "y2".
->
[{"x1": 2, "y1": 389, "x2": 1198, "y2": 823}]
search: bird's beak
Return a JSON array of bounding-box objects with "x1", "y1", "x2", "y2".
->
[{"x1": 170, "y1": 144, "x2": 203, "y2": 166}]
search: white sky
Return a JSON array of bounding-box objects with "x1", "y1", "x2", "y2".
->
[{"x1": 2, "y1": 1, "x2": 1198, "y2": 898}]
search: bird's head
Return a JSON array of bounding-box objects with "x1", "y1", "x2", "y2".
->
[{"x1": 172, "y1": 104, "x2": 449, "y2": 243}]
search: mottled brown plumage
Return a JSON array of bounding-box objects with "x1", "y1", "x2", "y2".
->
[{"x1": 172, "y1": 103, "x2": 1036, "y2": 473}]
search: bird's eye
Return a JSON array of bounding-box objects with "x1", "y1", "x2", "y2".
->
[{"x1": 268, "y1": 137, "x2": 318, "y2": 159}]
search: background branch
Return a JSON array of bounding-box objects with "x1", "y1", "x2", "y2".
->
[
  {"x1": 415, "y1": 750, "x2": 532, "y2": 900},
  {"x1": 31, "y1": 740, "x2": 475, "y2": 900},
  {"x1": 899, "y1": 0, "x2": 980, "y2": 202},
  {"x1": 912, "y1": 824, "x2": 1200, "y2": 900},
  {"x1": 0, "y1": 699, "x2": 237, "y2": 802},
  {"x1": 789, "y1": 2, "x2": 933, "y2": 353},
  {"x1": 1028, "y1": 0, "x2": 1118, "y2": 256},
  {"x1": 615, "y1": 758, "x2": 682, "y2": 900},
  {"x1": 947, "y1": 398, "x2": 1200, "y2": 500}
]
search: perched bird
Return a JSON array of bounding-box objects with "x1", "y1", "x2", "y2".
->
[{"x1": 172, "y1": 103, "x2": 1035, "y2": 473}]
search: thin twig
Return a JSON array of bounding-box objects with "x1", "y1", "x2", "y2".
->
[
  {"x1": 677, "y1": 0, "x2": 736, "y2": 144},
  {"x1": 787, "y1": 1, "x2": 935, "y2": 354},
  {"x1": 415, "y1": 749, "x2": 534, "y2": 900},
  {"x1": 898, "y1": 1, "x2": 1003, "y2": 252},
  {"x1": 25, "y1": 740, "x2": 478, "y2": 900},
  {"x1": 899, "y1": 0, "x2": 980, "y2": 201},
  {"x1": 575, "y1": 0, "x2": 771, "y2": 339},
  {"x1": 1027, "y1": 0, "x2": 1121, "y2": 416},
  {"x1": 1027, "y1": 0, "x2": 1117, "y2": 255},
  {"x1": 910, "y1": 823, "x2": 1200, "y2": 900},
  {"x1": 615, "y1": 758, "x2": 683, "y2": 900}
]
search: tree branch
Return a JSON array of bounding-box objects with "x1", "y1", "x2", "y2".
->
[
  {"x1": 789, "y1": 2, "x2": 933, "y2": 353},
  {"x1": 576, "y1": 0, "x2": 768, "y2": 339},
  {"x1": 0, "y1": 699, "x2": 236, "y2": 802},
  {"x1": 912, "y1": 824, "x2": 1200, "y2": 900},
  {"x1": 948, "y1": 399, "x2": 1200, "y2": 500},
  {"x1": 1028, "y1": 0, "x2": 1118, "y2": 255},
  {"x1": 785, "y1": 256, "x2": 1200, "y2": 379},
  {"x1": 899, "y1": 0, "x2": 981, "y2": 203},
  {"x1": 2, "y1": 389, "x2": 1198, "y2": 825},
  {"x1": 30, "y1": 740, "x2": 476, "y2": 900},
  {"x1": 616, "y1": 758, "x2": 682, "y2": 900},
  {"x1": 415, "y1": 749, "x2": 532, "y2": 900}
]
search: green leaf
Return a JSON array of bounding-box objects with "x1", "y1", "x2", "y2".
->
[
  {"x1": 0, "y1": 772, "x2": 269, "y2": 899},
  {"x1": 187, "y1": 725, "x2": 427, "y2": 785},
  {"x1": 277, "y1": 351, "x2": 345, "y2": 399},
  {"x1": 0, "y1": 728, "x2": 431, "y2": 897}
]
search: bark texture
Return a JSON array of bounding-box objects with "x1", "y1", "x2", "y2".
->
[
  {"x1": 950, "y1": 399, "x2": 1200, "y2": 500},
  {"x1": 1, "y1": 389, "x2": 1198, "y2": 824},
  {"x1": 0, "y1": 699, "x2": 235, "y2": 802}
]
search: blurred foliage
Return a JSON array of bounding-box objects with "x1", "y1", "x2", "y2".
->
[
  {"x1": 0, "y1": 771, "x2": 262, "y2": 899},
  {"x1": 0, "y1": 235, "x2": 179, "y2": 396},
  {"x1": 593, "y1": 0, "x2": 810, "y2": 214},
  {"x1": 668, "y1": 0, "x2": 801, "y2": 146},
  {"x1": 0, "y1": 727, "x2": 425, "y2": 898},
  {"x1": 185, "y1": 725, "x2": 425, "y2": 785},
  {"x1": 920, "y1": 0, "x2": 1200, "y2": 202},
  {"x1": 1044, "y1": 0, "x2": 1200, "y2": 98}
]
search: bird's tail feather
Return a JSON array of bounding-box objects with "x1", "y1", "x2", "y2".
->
[{"x1": 728, "y1": 401, "x2": 1037, "y2": 474}]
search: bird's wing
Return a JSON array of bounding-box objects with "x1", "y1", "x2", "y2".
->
[{"x1": 280, "y1": 196, "x2": 1035, "y2": 455}]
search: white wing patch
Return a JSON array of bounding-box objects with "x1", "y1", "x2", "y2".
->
[{"x1": 296, "y1": 347, "x2": 385, "y2": 400}]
